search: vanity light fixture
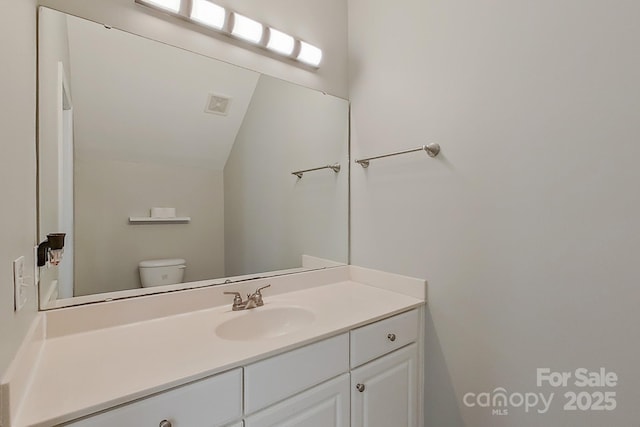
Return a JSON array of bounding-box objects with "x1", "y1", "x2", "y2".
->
[
  {"x1": 190, "y1": 0, "x2": 225, "y2": 29},
  {"x1": 267, "y1": 28, "x2": 295, "y2": 56},
  {"x1": 135, "y1": 0, "x2": 323, "y2": 68}
]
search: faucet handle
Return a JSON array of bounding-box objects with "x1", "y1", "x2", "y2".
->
[
  {"x1": 255, "y1": 284, "x2": 271, "y2": 295},
  {"x1": 252, "y1": 284, "x2": 271, "y2": 306},
  {"x1": 224, "y1": 291, "x2": 241, "y2": 298},
  {"x1": 223, "y1": 291, "x2": 244, "y2": 310}
]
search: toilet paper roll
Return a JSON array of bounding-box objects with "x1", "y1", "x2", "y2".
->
[{"x1": 151, "y1": 207, "x2": 176, "y2": 218}]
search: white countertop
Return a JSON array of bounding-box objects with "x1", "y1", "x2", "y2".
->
[{"x1": 16, "y1": 280, "x2": 424, "y2": 427}]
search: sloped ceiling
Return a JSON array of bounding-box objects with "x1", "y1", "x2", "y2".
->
[{"x1": 66, "y1": 12, "x2": 260, "y2": 170}]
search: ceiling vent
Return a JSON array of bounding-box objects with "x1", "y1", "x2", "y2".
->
[{"x1": 205, "y1": 93, "x2": 231, "y2": 116}]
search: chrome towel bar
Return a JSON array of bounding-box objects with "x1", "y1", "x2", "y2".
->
[
  {"x1": 292, "y1": 163, "x2": 341, "y2": 178},
  {"x1": 355, "y1": 143, "x2": 440, "y2": 168}
]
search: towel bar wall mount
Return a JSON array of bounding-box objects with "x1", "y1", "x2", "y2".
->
[
  {"x1": 292, "y1": 163, "x2": 341, "y2": 179},
  {"x1": 355, "y1": 143, "x2": 441, "y2": 168}
]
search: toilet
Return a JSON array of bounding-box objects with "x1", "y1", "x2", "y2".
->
[{"x1": 138, "y1": 258, "x2": 186, "y2": 287}]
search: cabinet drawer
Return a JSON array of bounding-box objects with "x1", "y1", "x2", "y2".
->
[
  {"x1": 350, "y1": 309, "x2": 419, "y2": 368},
  {"x1": 65, "y1": 368, "x2": 242, "y2": 426},
  {"x1": 245, "y1": 374, "x2": 350, "y2": 427},
  {"x1": 244, "y1": 333, "x2": 349, "y2": 414}
]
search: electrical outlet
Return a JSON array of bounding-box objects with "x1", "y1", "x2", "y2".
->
[{"x1": 13, "y1": 256, "x2": 27, "y2": 311}]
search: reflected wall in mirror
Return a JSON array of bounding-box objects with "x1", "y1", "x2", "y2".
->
[{"x1": 38, "y1": 7, "x2": 349, "y2": 309}]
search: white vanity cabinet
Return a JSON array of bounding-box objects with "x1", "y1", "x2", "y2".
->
[
  {"x1": 242, "y1": 309, "x2": 421, "y2": 427},
  {"x1": 61, "y1": 310, "x2": 421, "y2": 427},
  {"x1": 64, "y1": 368, "x2": 242, "y2": 427},
  {"x1": 349, "y1": 309, "x2": 420, "y2": 427}
]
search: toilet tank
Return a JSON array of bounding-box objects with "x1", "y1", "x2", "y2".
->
[{"x1": 138, "y1": 258, "x2": 186, "y2": 287}]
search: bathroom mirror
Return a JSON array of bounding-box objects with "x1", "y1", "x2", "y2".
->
[{"x1": 37, "y1": 7, "x2": 349, "y2": 309}]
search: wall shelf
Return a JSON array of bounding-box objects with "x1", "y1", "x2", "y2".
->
[{"x1": 128, "y1": 217, "x2": 191, "y2": 224}]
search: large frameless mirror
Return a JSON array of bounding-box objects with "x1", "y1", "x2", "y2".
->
[{"x1": 37, "y1": 7, "x2": 349, "y2": 309}]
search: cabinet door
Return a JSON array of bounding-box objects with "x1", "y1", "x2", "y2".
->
[
  {"x1": 245, "y1": 374, "x2": 350, "y2": 427},
  {"x1": 65, "y1": 369, "x2": 242, "y2": 427},
  {"x1": 351, "y1": 344, "x2": 418, "y2": 427}
]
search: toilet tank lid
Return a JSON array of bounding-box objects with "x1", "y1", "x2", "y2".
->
[{"x1": 139, "y1": 258, "x2": 186, "y2": 268}]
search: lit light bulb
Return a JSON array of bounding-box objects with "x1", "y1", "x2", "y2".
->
[
  {"x1": 190, "y1": 0, "x2": 225, "y2": 29},
  {"x1": 231, "y1": 13, "x2": 263, "y2": 44},
  {"x1": 267, "y1": 28, "x2": 295, "y2": 56},
  {"x1": 142, "y1": 0, "x2": 181, "y2": 13},
  {"x1": 297, "y1": 41, "x2": 322, "y2": 67}
]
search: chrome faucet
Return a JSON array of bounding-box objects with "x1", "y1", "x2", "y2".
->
[{"x1": 224, "y1": 285, "x2": 271, "y2": 311}]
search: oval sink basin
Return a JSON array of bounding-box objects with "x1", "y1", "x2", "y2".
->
[{"x1": 215, "y1": 306, "x2": 316, "y2": 341}]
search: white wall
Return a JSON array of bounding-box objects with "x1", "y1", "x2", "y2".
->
[
  {"x1": 0, "y1": 0, "x2": 38, "y2": 375},
  {"x1": 65, "y1": 11, "x2": 260, "y2": 170},
  {"x1": 38, "y1": 7, "x2": 71, "y2": 239},
  {"x1": 349, "y1": 1, "x2": 640, "y2": 426},
  {"x1": 37, "y1": 7, "x2": 73, "y2": 302},
  {"x1": 224, "y1": 75, "x2": 349, "y2": 276},
  {"x1": 38, "y1": 5, "x2": 73, "y2": 299},
  {"x1": 38, "y1": 0, "x2": 348, "y2": 98},
  {"x1": 74, "y1": 158, "x2": 225, "y2": 295}
]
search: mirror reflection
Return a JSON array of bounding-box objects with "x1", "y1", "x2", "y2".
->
[{"x1": 38, "y1": 8, "x2": 349, "y2": 309}]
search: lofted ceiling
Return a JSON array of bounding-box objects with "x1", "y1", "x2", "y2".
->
[{"x1": 66, "y1": 12, "x2": 260, "y2": 170}]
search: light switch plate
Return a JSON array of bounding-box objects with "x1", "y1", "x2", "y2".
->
[{"x1": 13, "y1": 256, "x2": 26, "y2": 311}]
